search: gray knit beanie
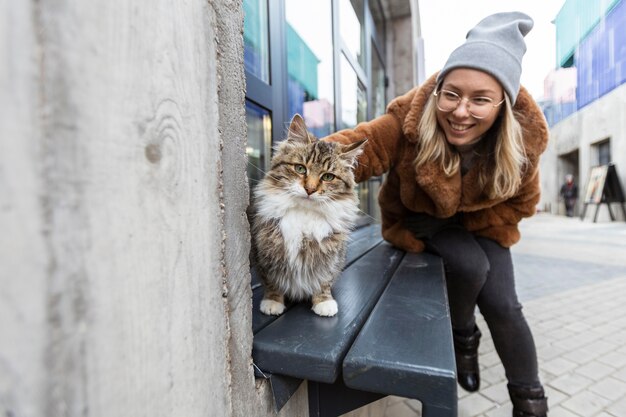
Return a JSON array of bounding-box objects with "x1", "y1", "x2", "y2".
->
[{"x1": 436, "y1": 11, "x2": 534, "y2": 104}]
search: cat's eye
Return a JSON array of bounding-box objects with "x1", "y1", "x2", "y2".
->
[
  {"x1": 294, "y1": 164, "x2": 307, "y2": 174},
  {"x1": 321, "y1": 173, "x2": 335, "y2": 181}
]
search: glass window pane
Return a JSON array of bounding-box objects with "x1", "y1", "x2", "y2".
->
[
  {"x1": 371, "y1": 44, "x2": 386, "y2": 117},
  {"x1": 340, "y1": 55, "x2": 367, "y2": 129},
  {"x1": 285, "y1": 0, "x2": 335, "y2": 137},
  {"x1": 246, "y1": 101, "x2": 272, "y2": 187},
  {"x1": 598, "y1": 140, "x2": 611, "y2": 165},
  {"x1": 339, "y1": 0, "x2": 366, "y2": 70},
  {"x1": 243, "y1": 0, "x2": 270, "y2": 83},
  {"x1": 369, "y1": 0, "x2": 385, "y2": 50}
]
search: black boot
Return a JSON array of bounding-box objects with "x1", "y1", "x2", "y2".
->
[
  {"x1": 453, "y1": 325, "x2": 481, "y2": 392},
  {"x1": 508, "y1": 384, "x2": 548, "y2": 417}
]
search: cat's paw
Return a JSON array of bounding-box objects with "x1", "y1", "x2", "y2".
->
[
  {"x1": 260, "y1": 299, "x2": 286, "y2": 316},
  {"x1": 312, "y1": 300, "x2": 338, "y2": 317}
]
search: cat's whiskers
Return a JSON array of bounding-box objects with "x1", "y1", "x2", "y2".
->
[{"x1": 247, "y1": 161, "x2": 283, "y2": 182}]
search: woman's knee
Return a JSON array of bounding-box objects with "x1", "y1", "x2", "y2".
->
[
  {"x1": 444, "y1": 252, "x2": 490, "y2": 286},
  {"x1": 479, "y1": 298, "x2": 524, "y2": 323},
  {"x1": 428, "y1": 229, "x2": 491, "y2": 285}
]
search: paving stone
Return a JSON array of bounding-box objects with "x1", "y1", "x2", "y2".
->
[
  {"x1": 404, "y1": 399, "x2": 421, "y2": 413},
  {"x1": 481, "y1": 381, "x2": 509, "y2": 405},
  {"x1": 544, "y1": 385, "x2": 568, "y2": 406},
  {"x1": 606, "y1": 396, "x2": 626, "y2": 417},
  {"x1": 561, "y1": 390, "x2": 612, "y2": 416},
  {"x1": 480, "y1": 364, "x2": 506, "y2": 385},
  {"x1": 379, "y1": 399, "x2": 417, "y2": 417},
  {"x1": 537, "y1": 344, "x2": 569, "y2": 361},
  {"x1": 597, "y1": 351, "x2": 626, "y2": 368},
  {"x1": 483, "y1": 403, "x2": 512, "y2": 417},
  {"x1": 542, "y1": 357, "x2": 580, "y2": 376},
  {"x1": 548, "y1": 373, "x2": 594, "y2": 395},
  {"x1": 458, "y1": 393, "x2": 495, "y2": 417},
  {"x1": 481, "y1": 351, "x2": 501, "y2": 368},
  {"x1": 588, "y1": 377, "x2": 626, "y2": 401},
  {"x1": 560, "y1": 347, "x2": 601, "y2": 364},
  {"x1": 575, "y1": 361, "x2": 617, "y2": 381},
  {"x1": 548, "y1": 405, "x2": 584, "y2": 417},
  {"x1": 612, "y1": 365, "x2": 626, "y2": 382}
]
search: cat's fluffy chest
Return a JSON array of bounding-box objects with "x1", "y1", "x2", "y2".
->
[
  {"x1": 280, "y1": 208, "x2": 334, "y2": 242},
  {"x1": 256, "y1": 190, "x2": 357, "y2": 254}
]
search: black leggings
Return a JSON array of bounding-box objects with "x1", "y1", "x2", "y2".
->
[{"x1": 425, "y1": 226, "x2": 540, "y2": 387}]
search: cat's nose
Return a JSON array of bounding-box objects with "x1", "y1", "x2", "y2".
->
[{"x1": 305, "y1": 187, "x2": 316, "y2": 195}]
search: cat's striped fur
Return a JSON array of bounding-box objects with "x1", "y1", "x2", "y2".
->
[{"x1": 251, "y1": 114, "x2": 366, "y2": 317}]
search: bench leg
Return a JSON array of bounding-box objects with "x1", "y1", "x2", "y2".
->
[{"x1": 308, "y1": 379, "x2": 385, "y2": 417}]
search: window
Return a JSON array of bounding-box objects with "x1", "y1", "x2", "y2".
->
[
  {"x1": 340, "y1": 54, "x2": 368, "y2": 128},
  {"x1": 245, "y1": 101, "x2": 272, "y2": 186},
  {"x1": 339, "y1": 0, "x2": 366, "y2": 71},
  {"x1": 285, "y1": 0, "x2": 335, "y2": 137},
  {"x1": 596, "y1": 139, "x2": 611, "y2": 165},
  {"x1": 371, "y1": 42, "x2": 386, "y2": 117},
  {"x1": 243, "y1": 0, "x2": 270, "y2": 83},
  {"x1": 244, "y1": 0, "x2": 388, "y2": 218}
]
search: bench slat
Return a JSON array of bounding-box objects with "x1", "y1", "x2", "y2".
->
[
  {"x1": 252, "y1": 242, "x2": 404, "y2": 384},
  {"x1": 342, "y1": 252, "x2": 457, "y2": 413}
]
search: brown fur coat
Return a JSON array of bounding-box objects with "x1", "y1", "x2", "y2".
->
[{"x1": 326, "y1": 74, "x2": 549, "y2": 252}]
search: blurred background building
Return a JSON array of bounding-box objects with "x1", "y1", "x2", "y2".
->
[
  {"x1": 540, "y1": 0, "x2": 626, "y2": 221},
  {"x1": 244, "y1": 0, "x2": 425, "y2": 223}
]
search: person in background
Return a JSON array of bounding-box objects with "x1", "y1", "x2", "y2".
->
[
  {"x1": 560, "y1": 174, "x2": 578, "y2": 217},
  {"x1": 324, "y1": 12, "x2": 549, "y2": 417}
]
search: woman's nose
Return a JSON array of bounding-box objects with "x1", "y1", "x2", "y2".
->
[{"x1": 452, "y1": 98, "x2": 471, "y2": 117}]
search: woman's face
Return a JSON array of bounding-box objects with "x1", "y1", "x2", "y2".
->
[{"x1": 435, "y1": 68, "x2": 505, "y2": 147}]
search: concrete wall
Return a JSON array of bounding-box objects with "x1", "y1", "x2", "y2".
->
[
  {"x1": 540, "y1": 84, "x2": 626, "y2": 222},
  {"x1": 0, "y1": 0, "x2": 307, "y2": 416}
]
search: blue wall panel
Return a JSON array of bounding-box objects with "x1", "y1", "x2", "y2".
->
[{"x1": 576, "y1": 0, "x2": 626, "y2": 108}]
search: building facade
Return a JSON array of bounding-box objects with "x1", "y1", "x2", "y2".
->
[
  {"x1": 244, "y1": 0, "x2": 424, "y2": 222},
  {"x1": 541, "y1": 0, "x2": 626, "y2": 221}
]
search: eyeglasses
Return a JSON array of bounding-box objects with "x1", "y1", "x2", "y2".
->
[{"x1": 433, "y1": 89, "x2": 505, "y2": 119}]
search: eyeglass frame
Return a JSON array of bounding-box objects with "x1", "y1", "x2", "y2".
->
[{"x1": 433, "y1": 88, "x2": 506, "y2": 119}]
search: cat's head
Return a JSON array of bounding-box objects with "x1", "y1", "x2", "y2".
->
[{"x1": 261, "y1": 114, "x2": 367, "y2": 202}]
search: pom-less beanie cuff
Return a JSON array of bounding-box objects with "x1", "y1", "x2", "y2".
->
[{"x1": 436, "y1": 11, "x2": 534, "y2": 104}]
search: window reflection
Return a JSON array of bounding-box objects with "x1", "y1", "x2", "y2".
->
[
  {"x1": 339, "y1": 0, "x2": 366, "y2": 70},
  {"x1": 246, "y1": 101, "x2": 272, "y2": 187},
  {"x1": 285, "y1": 0, "x2": 335, "y2": 137},
  {"x1": 243, "y1": 0, "x2": 270, "y2": 83},
  {"x1": 340, "y1": 55, "x2": 367, "y2": 128},
  {"x1": 369, "y1": 0, "x2": 386, "y2": 53},
  {"x1": 371, "y1": 44, "x2": 386, "y2": 117}
]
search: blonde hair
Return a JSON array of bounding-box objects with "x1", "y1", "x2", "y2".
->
[{"x1": 415, "y1": 93, "x2": 527, "y2": 199}]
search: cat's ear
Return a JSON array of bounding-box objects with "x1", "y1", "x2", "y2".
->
[
  {"x1": 287, "y1": 114, "x2": 312, "y2": 145},
  {"x1": 339, "y1": 139, "x2": 368, "y2": 167}
]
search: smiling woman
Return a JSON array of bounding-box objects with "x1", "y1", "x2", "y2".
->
[{"x1": 323, "y1": 11, "x2": 550, "y2": 417}]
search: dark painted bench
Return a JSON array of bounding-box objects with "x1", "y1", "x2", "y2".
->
[{"x1": 251, "y1": 224, "x2": 457, "y2": 417}]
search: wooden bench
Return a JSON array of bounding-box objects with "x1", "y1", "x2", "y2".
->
[{"x1": 251, "y1": 224, "x2": 457, "y2": 417}]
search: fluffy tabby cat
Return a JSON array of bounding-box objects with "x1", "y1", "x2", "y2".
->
[{"x1": 251, "y1": 114, "x2": 366, "y2": 317}]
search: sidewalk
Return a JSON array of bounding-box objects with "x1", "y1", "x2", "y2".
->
[{"x1": 343, "y1": 213, "x2": 626, "y2": 417}]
